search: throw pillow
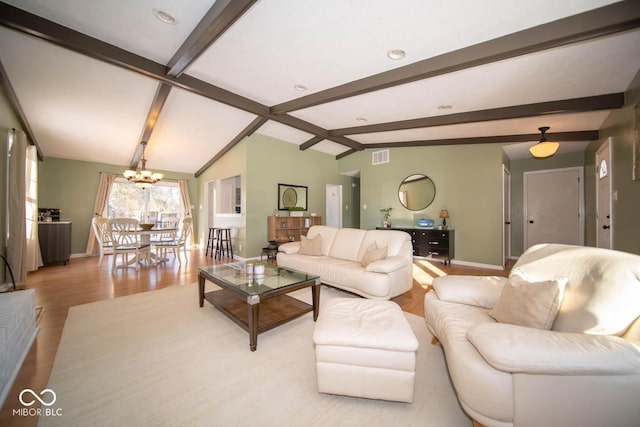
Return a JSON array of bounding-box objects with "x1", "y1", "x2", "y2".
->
[
  {"x1": 298, "y1": 234, "x2": 322, "y2": 256},
  {"x1": 488, "y1": 275, "x2": 567, "y2": 330},
  {"x1": 361, "y1": 242, "x2": 388, "y2": 267}
]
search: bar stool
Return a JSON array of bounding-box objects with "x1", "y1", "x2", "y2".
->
[
  {"x1": 205, "y1": 227, "x2": 218, "y2": 257},
  {"x1": 215, "y1": 228, "x2": 233, "y2": 260}
]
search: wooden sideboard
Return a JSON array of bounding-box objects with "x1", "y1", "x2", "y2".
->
[
  {"x1": 38, "y1": 221, "x2": 72, "y2": 265},
  {"x1": 268, "y1": 216, "x2": 322, "y2": 243},
  {"x1": 379, "y1": 227, "x2": 455, "y2": 265}
]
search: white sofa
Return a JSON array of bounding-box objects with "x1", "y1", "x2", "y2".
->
[
  {"x1": 425, "y1": 243, "x2": 640, "y2": 427},
  {"x1": 277, "y1": 225, "x2": 413, "y2": 300}
]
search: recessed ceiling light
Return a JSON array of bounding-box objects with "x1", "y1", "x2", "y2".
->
[
  {"x1": 153, "y1": 9, "x2": 178, "y2": 25},
  {"x1": 294, "y1": 84, "x2": 308, "y2": 91},
  {"x1": 438, "y1": 105, "x2": 453, "y2": 110},
  {"x1": 387, "y1": 49, "x2": 406, "y2": 60}
]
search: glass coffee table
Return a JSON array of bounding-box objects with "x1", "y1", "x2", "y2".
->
[{"x1": 198, "y1": 262, "x2": 320, "y2": 351}]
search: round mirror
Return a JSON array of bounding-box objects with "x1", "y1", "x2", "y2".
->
[{"x1": 398, "y1": 174, "x2": 436, "y2": 211}]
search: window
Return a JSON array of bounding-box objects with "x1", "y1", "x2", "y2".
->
[
  {"x1": 105, "y1": 178, "x2": 183, "y2": 221},
  {"x1": 217, "y1": 175, "x2": 241, "y2": 215},
  {"x1": 599, "y1": 159, "x2": 608, "y2": 179}
]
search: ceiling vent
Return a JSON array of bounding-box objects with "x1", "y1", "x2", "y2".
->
[{"x1": 372, "y1": 149, "x2": 389, "y2": 165}]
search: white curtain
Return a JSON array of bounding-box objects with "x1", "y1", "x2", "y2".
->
[
  {"x1": 7, "y1": 130, "x2": 27, "y2": 282},
  {"x1": 25, "y1": 145, "x2": 42, "y2": 271},
  {"x1": 178, "y1": 179, "x2": 194, "y2": 245},
  {"x1": 85, "y1": 172, "x2": 116, "y2": 255}
]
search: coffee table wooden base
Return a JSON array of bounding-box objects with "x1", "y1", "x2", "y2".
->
[{"x1": 199, "y1": 272, "x2": 320, "y2": 351}]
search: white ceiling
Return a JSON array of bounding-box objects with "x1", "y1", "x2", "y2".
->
[{"x1": 1, "y1": 0, "x2": 639, "y2": 173}]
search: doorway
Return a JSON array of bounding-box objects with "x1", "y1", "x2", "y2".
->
[
  {"x1": 502, "y1": 165, "x2": 511, "y2": 266},
  {"x1": 325, "y1": 184, "x2": 342, "y2": 228},
  {"x1": 523, "y1": 167, "x2": 584, "y2": 250},
  {"x1": 596, "y1": 138, "x2": 613, "y2": 249}
]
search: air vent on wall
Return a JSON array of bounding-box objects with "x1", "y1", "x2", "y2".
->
[{"x1": 372, "y1": 149, "x2": 389, "y2": 165}]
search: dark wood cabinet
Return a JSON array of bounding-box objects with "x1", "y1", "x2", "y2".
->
[
  {"x1": 380, "y1": 227, "x2": 455, "y2": 265},
  {"x1": 38, "y1": 221, "x2": 72, "y2": 265}
]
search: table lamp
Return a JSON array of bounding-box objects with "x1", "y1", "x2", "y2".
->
[{"x1": 440, "y1": 209, "x2": 449, "y2": 229}]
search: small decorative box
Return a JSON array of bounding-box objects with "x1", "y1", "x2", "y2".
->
[{"x1": 417, "y1": 219, "x2": 434, "y2": 228}]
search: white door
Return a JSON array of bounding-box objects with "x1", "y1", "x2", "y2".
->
[
  {"x1": 596, "y1": 138, "x2": 613, "y2": 249},
  {"x1": 524, "y1": 167, "x2": 584, "y2": 250},
  {"x1": 502, "y1": 166, "x2": 511, "y2": 266},
  {"x1": 325, "y1": 184, "x2": 342, "y2": 228}
]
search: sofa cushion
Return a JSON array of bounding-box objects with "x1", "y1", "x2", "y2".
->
[
  {"x1": 433, "y1": 275, "x2": 507, "y2": 309},
  {"x1": 299, "y1": 234, "x2": 322, "y2": 256},
  {"x1": 306, "y1": 226, "x2": 339, "y2": 256},
  {"x1": 328, "y1": 228, "x2": 367, "y2": 261},
  {"x1": 489, "y1": 275, "x2": 566, "y2": 330},
  {"x1": 361, "y1": 242, "x2": 388, "y2": 267},
  {"x1": 358, "y1": 230, "x2": 409, "y2": 259},
  {"x1": 510, "y1": 244, "x2": 640, "y2": 335}
]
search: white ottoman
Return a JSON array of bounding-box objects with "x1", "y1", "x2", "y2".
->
[{"x1": 312, "y1": 298, "x2": 419, "y2": 403}]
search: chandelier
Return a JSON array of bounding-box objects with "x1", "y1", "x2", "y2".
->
[
  {"x1": 123, "y1": 141, "x2": 163, "y2": 189},
  {"x1": 529, "y1": 126, "x2": 559, "y2": 159}
]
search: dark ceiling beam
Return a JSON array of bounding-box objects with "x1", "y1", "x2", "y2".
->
[
  {"x1": 336, "y1": 148, "x2": 358, "y2": 160},
  {"x1": 362, "y1": 130, "x2": 599, "y2": 149},
  {"x1": 271, "y1": 1, "x2": 640, "y2": 114},
  {"x1": 330, "y1": 93, "x2": 625, "y2": 136},
  {"x1": 195, "y1": 116, "x2": 267, "y2": 177},
  {"x1": 300, "y1": 136, "x2": 324, "y2": 151},
  {"x1": 129, "y1": 82, "x2": 172, "y2": 168},
  {"x1": 0, "y1": 3, "x2": 363, "y2": 155},
  {"x1": 0, "y1": 3, "x2": 266, "y2": 115},
  {"x1": 166, "y1": 0, "x2": 257, "y2": 77},
  {"x1": 269, "y1": 114, "x2": 363, "y2": 150},
  {"x1": 0, "y1": 58, "x2": 43, "y2": 160}
]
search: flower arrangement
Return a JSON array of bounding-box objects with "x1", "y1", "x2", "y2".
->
[{"x1": 380, "y1": 207, "x2": 392, "y2": 227}]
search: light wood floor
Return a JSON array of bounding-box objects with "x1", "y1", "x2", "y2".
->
[{"x1": 1, "y1": 249, "x2": 512, "y2": 426}]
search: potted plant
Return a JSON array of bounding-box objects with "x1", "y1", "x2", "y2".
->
[{"x1": 380, "y1": 207, "x2": 392, "y2": 228}]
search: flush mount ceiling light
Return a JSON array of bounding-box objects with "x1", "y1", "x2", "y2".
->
[
  {"x1": 437, "y1": 105, "x2": 453, "y2": 110},
  {"x1": 123, "y1": 141, "x2": 163, "y2": 189},
  {"x1": 293, "y1": 84, "x2": 308, "y2": 91},
  {"x1": 386, "y1": 49, "x2": 406, "y2": 60},
  {"x1": 529, "y1": 126, "x2": 559, "y2": 159},
  {"x1": 152, "y1": 8, "x2": 177, "y2": 25},
  {"x1": 356, "y1": 117, "x2": 368, "y2": 122}
]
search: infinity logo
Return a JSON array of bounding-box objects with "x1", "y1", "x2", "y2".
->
[{"x1": 19, "y1": 389, "x2": 57, "y2": 407}]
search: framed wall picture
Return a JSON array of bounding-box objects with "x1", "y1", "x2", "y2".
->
[
  {"x1": 634, "y1": 103, "x2": 640, "y2": 181},
  {"x1": 278, "y1": 183, "x2": 308, "y2": 211}
]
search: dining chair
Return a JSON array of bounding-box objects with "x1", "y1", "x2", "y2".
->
[
  {"x1": 92, "y1": 217, "x2": 113, "y2": 268},
  {"x1": 153, "y1": 218, "x2": 192, "y2": 265},
  {"x1": 108, "y1": 218, "x2": 151, "y2": 272}
]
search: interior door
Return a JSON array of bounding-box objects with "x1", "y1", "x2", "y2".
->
[
  {"x1": 524, "y1": 167, "x2": 583, "y2": 250},
  {"x1": 502, "y1": 166, "x2": 511, "y2": 266},
  {"x1": 596, "y1": 139, "x2": 612, "y2": 249},
  {"x1": 325, "y1": 184, "x2": 342, "y2": 228}
]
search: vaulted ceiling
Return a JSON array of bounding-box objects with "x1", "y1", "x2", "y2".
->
[{"x1": 1, "y1": 0, "x2": 639, "y2": 176}]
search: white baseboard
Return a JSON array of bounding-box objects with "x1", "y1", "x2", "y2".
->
[{"x1": 450, "y1": 259, "x2": 504, "y2": 270}]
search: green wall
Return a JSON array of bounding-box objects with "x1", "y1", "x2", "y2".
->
[
  {"x1": 338, "y1": 144, "x2": 505, "y2": 266},
  {"x1": 245, "y1": 134, "x2": 342, "y2": 257},
  {"x1": 585, "y1": 68, "x2": 640, "y2": 254},
  {"x1": 38, "y1": 157, "x2": 196, "y2": 256},
  {"x1": 195, "y1": 138, "x2": 247, "y2": 256}
]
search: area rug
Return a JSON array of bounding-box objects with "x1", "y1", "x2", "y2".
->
[{"x1": 40, "y1": 284, "x2": 470, "y2": 426}]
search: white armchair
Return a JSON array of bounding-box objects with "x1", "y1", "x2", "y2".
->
[{"x1": 424, "y1": 244, "x2": 640, "y2": 427}]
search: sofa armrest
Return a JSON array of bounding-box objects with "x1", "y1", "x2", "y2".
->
[
  {"x1": 365, "y1": 256, "x2": 407, "y2": 273},
  {"x1": 278, "y1": 242, "x2": 300, "y2": 254},
  {"x1": 432, "y1": 275, "x2": 507, "y2": 308},
  {"x1": 467, "y1": 322, "x2": 640, "y2": 375}
]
